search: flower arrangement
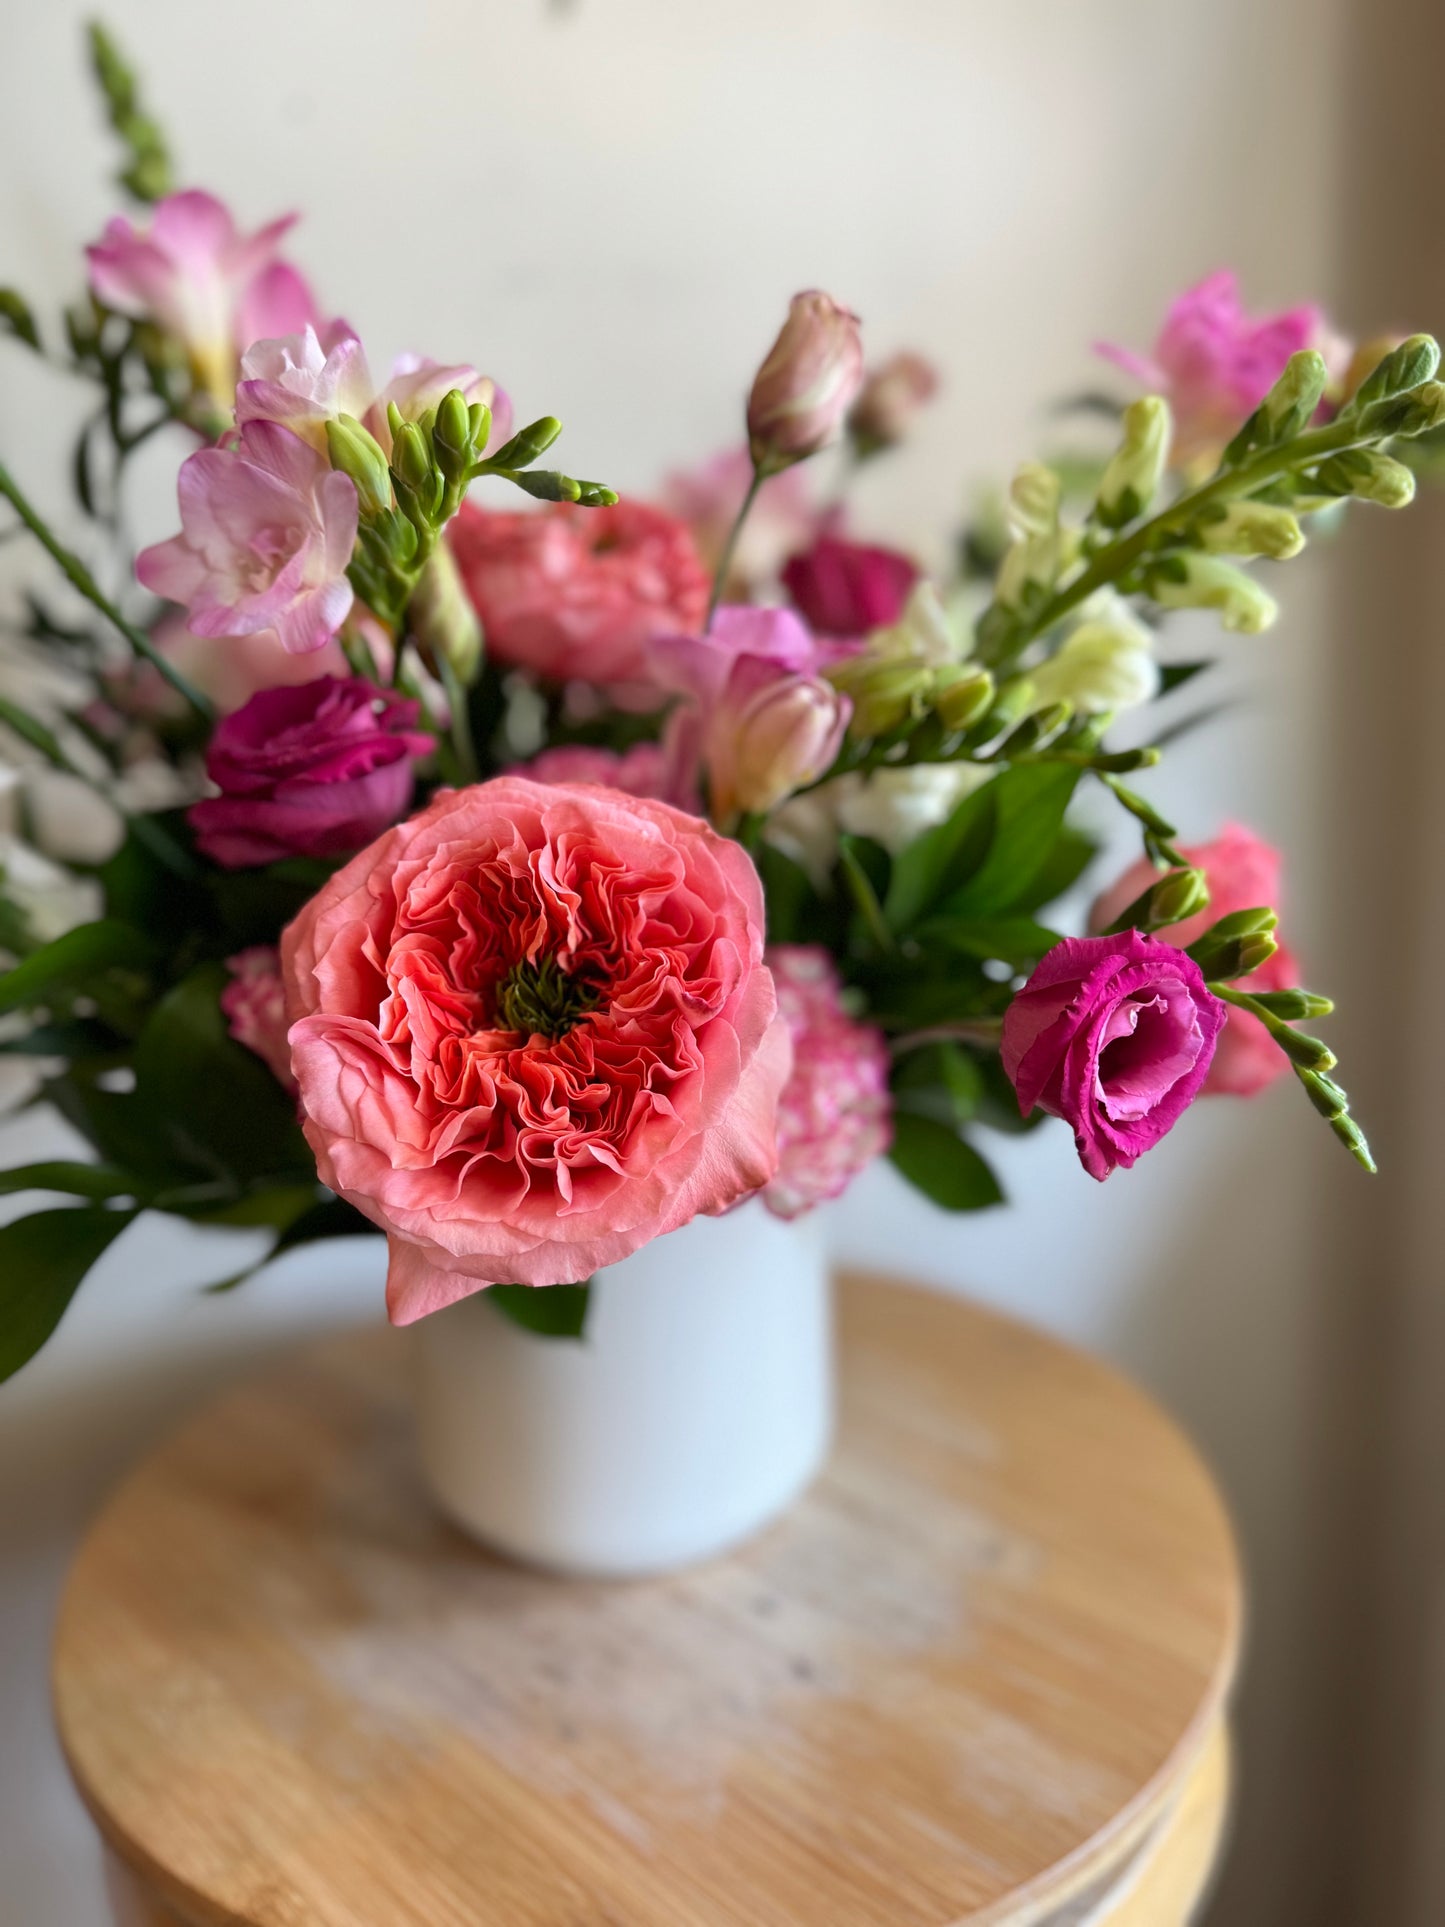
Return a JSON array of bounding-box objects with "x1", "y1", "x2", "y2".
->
[{"x1": 0, "y1": 27, "x2": 1428, "y2": 1379}]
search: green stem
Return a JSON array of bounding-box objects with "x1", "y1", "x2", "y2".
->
[
  {"x1": 438, "y1": 655, "x2": 480, "y2": 785},
  {"x1": 0, "y1": 458, "x2": 214, "y2": 721},
  {"x1": 705, "y1": 466, "x2": 766, "y2": 631},
  {"x1": 976, "y1": 415, "x2": 1389, "y2": 669}
]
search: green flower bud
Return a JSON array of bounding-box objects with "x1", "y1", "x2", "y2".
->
[
  {"x1": 575, "y1": 480, "x2": 621, "y2": 507},
  {"x1": 407, "y1": 541, "x2": 483, "y2": 685},
  {"x1": 1270, "y1": 1025, "x2": 1337, "y2": 1074},
  {"x1": 467, "y1": 401, "x2": 492, "y2": 454},
  {"x1": 1195, "y1": 500, "x2": 1305, "y2": 560},
  {"x1": 1297, "y1": 1067, "x2": 1348, "y2": 1120},
  {"x1": 392, "y1": 419, "x2": 436, "y2": 495},
  {"x1": 1247, "y1": 987, "x2": 1334, "y2": 1020},
  {"x1": 432, "y1": 388, "x2": 474, "y2": 485},
  {"x1": 1006, "y1": 699, "x2": 1073, "y2": 751},
  {"x1": 829, "y1": 657, "x2": 934, "y2": 738},
  {"x1": 931, "y1": 664, "x2": 996, "y2": 732},
  {"x1": 510, "y1": 469, "x2": 583, "y2": 503},
  {"x1": 325, "y1": 415, "x2": 393, "y2": 518},
  {"x1": 1101, "y1": 865, "x2": 1210, "y2": 935},
  {"x1": 977, "y1": 675, "x2": 1037, "y2": 741},
  {"x1": 1006, "y1": 462, "x2": 1060, "y2": 540},
  {"x1": 1314, "y1": 449, "x2": 1416, "y2": 509},
  {"x1": 1347, "y1": 333, "x2": 1440, "y2": 415},
  {"x1": 487, "y1": 416, "x2": 564, "y2": 469},
  {"x1": 1259, "y1": 350, "x2": 1328, "y2": 443},
  {"x1": 1097, "y1": 397, "x2": 1171, "y2": 528},
  {"x1": 1210, "y1": 905, "x2": 1279, "y2": 939},
  {"x1": 1146, "y1": 553, "x2": 1279, "y2": 634},
  {"x1": 1361, "y1": 379, "x2": 1445, "y2": 438}
]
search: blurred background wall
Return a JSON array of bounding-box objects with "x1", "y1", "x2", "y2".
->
[{"x1": 1, "y1": 1, "x2": 1437, "y2": 1921}]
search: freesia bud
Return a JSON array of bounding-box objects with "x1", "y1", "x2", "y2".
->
[
  {"x1": 707, "y1": 661, "x2": 851, "y2": 819},
  {"x1": 408, "y1": 540, "x2": 482, "y2": 685},
  {"x1": 747, "y1": 290, "x2": 865, "y2": 475},
  {"x1": 1006, "y1": 462, "x2": 1060, "y2": 540},
  {"x1": 1097, "y1": 397, "x2": 1171, "y2": 528},
  {"x1": 1360, "y1": 379, "x2": 1445, "y2": 438},
  {"x1": 976, "y1": 676, "x2": 1037, "y2": 742},
  {"x1": 1101, "y1": 866, "x2": 1211, "y2": 935},
  {"x1": 828, "y1": 656, "x2": 934, "y2": 738},
  {"x1": 1146, "y1": 554, "x2": 1278, "y2": 633},
  {"x1": 1195, "y1": 500, "x2": 1305, "y2": 559},
  {"x1": 432, "y1": 388, "x2": 474, "y2": 486},
  {"x1": 392, "y1": 419, "x2": 435, "y2": 495},
  {"x1": 1314, "y1": 449, "x2": 1416, "y2": 509},
  {"x1": 931, "y1": 664, "x2": 996, "y2": 732},
  {"x1": 847, "y1": 350, "x2": 939, "y2": 457},
  {"x1": 1346, "y1": 333, "x2": 1439, "y2": 413},
  {"x1": 1258, "y1": 350, "x2": 1328, "y2": 443},
  {"x1": 325, "y1": 414, "x2": 393, "y2": 518}
]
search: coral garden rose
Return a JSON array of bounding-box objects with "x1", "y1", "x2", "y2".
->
[
  {"x1": 221, "y1": 947, "x2": 297, "y2": 1094},
  {"x1": 763, "y1": 945, "x2": 892, "y2": 1219},
  {"x1": 137, "y1": 418, "x2": 359, "y2": 656},
  {"x1": 1002, "y1": 930, "x2": 1226, "y2": 1179},
  {"x1": 450, "y1": 497, "x2": 710, "y2": 693},
  {"x1": 781, "y1": 534, "x2": 918, "y2": 639},
  {"x1": 281, "y1": 778, "x2": 791, "y2": 1317},
  {"x1": 1090, "y1": 822, "x2": 1299, "y2": 1097},
  {"x1": 189, "y1": 676, "x2": 431, "y2": 867}
]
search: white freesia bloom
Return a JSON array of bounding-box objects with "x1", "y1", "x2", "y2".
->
[{"x1": 1029, "y1": 598, "x2": 1160, "y2": 715}]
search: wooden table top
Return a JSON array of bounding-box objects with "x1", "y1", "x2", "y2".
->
[{"x1": 52, "y1": 1275, "x2": 1242, "y2": 1927}]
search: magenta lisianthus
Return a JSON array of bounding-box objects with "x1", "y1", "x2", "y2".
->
[
  {"x1": 781, "y1": 534, "x2": 919, "y2": 639},
  {"x1": 764, "y1": 946, "x2": 891, "y2": 1218},
  {"x1": 221, "y1": 947, "x2": 297, "y2": 1094},
  {"x1": 281, "y1": 777, "x2": 791, "y2": 1317},
  {"x1": 1090, "y1": 823, "x2": 1300, "y2": 1098},
  {"x1": 1001, "y1": 931, "x2": 1226, "y2": 1179},
  {"x1": 188, "y1": 676, "x2": 432, "y2": 868},
  {"x1": 137, "y1": 420, "x2": 359, "y2": 656},
  {"x1": 86, "y1": 190, "x2": 318, "y2": 408},
  {"x1": 1097, "y1": 270, "x2": 1347, "y2": 469}
]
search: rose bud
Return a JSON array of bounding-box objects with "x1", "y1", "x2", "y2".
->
[
  {"x1": 706, "y1": 657, "x2": 850, "y2": 821},
  {"x1": 747, "y1": 290, "x2": 864, "y2": 475},
  {"x1": 847, "y1": 350, "x2": 939, "y2": 457}
]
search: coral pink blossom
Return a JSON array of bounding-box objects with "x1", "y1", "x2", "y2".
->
[
  {"x1": 747, "y1": 290, "x2": 865, "y2": 472},
  {"x1": 1002, "y1": 932, "x2": 1225, "y2": 1179},
  {"x1": 86, "y1": 190, "x2": 318, "y2": 405},
  {"x1": 137, "y1": 420, "x2": 358, "y2": 655},
  {"x1": 763, "y1": 946, "x2": 891, "y2": 1218},
  {"x1": 517, "y1": 741, "x2": 695, "y2": 810},
  {"x1": 450, "y1": 498, "x2": 710, "y2": 694},
  {"x1": 221, "y1": 947, "x2": 297, "y2": 1095},
  {"x1": 1090, "y1": 822, "x2": 1300, "y2": 1096},
  {"x1": 190, "y1": 676, "x2": 431, "y2": 868},
  {"x1": 781, "y1": 535, "x2": 918, "y2": 639},
  {"x1": 662, "y1": 445, "x2": 819, "y2": 592},
  {"x1": 1097, "y1": 271, "x2": 1345, "y2": 468},
  {"x1": 281, "y1": 778, "x2": 791, "y2": 1317}
]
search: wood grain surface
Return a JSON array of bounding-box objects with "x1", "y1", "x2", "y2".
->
[{"x1": 53, "y1": 1275, "x2": 1242, "y2": 1927}]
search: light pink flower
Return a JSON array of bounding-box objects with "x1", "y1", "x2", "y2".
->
[
  {"x1": 137, "y1": 609, "x2": 357, "y2": 716},
  {"x1": 235, "y1": 323, "x2": 374, "y2": 450},
  {"x1": 662, "y1": 445, "x2": 819, "y2": 593},
  {"x1": 221, "y1": 947, "x2": 297, "y2": 1095},
  {"x1": 281, "y1": 777, "x2": 791, "y2": 1317},
  {"x1": 450, "y1": 497, "x2": 710, "y2": 693},
  {"x1": 86, "y1": 190, "x2": 318, "y2": 405},
  {"x1": 763, "y1": 946, "x2": 891, "y2": 1218},
  {"x1": 1097, "y1": 271, "x2": 1346, "y2": 468},
  {"x1": 137, "y1": 420, "x2": 358, "y2": 655},
  {"x1": 1002, "y1": 932, "x2": 1225, "y2": 1180},
  {"x1": 516, "y1": 741, "x2": 697, "y2": 811},
  {"x1": 1090, "y1": 822, "x2": 1300, "y2": 1096},
  {"x1": 365, "y1": 356, "x2": 512, "y2": 456},
  {"x1": 748, "y1": 290, "x2": 865, "y2": 472},
  {"x1": 847, "y1": 351, "x2": 939, "y2": 452}
]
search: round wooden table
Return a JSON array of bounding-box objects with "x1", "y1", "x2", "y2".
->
[{"x1": 53, "y1": 1275, "x2": 1242, "y2": 1926}]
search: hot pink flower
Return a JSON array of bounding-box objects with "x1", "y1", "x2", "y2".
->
[
  {"x1": 281, "y1": 777, "x2": 791, "y2": 1317},
  {"x1": 516, "y1": 741, "x2": 696, "y2": 810},
  {"x1": 1090, "y1": 822, "x2": 1300, "y2": 1096},
  {"x1": 662, "y1": 445, "x2": 819, "y2": 593},
  {"x1": 781, "y1": 535, "x2": 918, "y2": 639},
  {"x1": 1002, "y1": 931, "x2": 1225, "y2": 1180},
  {"x1": 763, "y1": 946, "x2": 891, "y2": 1218},
  {"x1": 747, "y1": 290, "x2": 865, "y2": 473},
  {"x1": 221, "y1": 947, "x2": 297, "y2": 1095},
  {"x1": 86, "y1": 190, "x2": 318, "y2": 405},
  {"x1": 1097, "y1": 271, "x2": 1345, "y2": 468},
  {"x1": 137, "y1": 420, "x2": 359, "y2": 656},
  {"x1": 450, "y1": 497, "x2": 710, "y2": 693},
  {"x1": 189, "y1": 676, "x2": 432, "y2": 868}
]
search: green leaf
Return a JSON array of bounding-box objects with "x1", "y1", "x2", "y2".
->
[
  {"x1": 936, "y1": 764, "x2": 1081, "y2": 919},
  {"x1": 1158, "y1": 660, "x2": 1214, "y2": 694},
  {"x1": 915, "y1": 916, "x2": 1061, "y2": 967},
  {"x1": 1008, "y1": 826, "x2": 1098, "y2": 914},
  {"x1": 885, "y1": 773, "x2": 998, "y2": 932},
  {"x1": 0, "y1": 919, "x2": 154, "y2": 1016},
  {"x1": 0, "y1": 1161, "x2": 138, "y2": 1201},
  {"x1": 0, "y1": 1205, "x2": 135, "y2": 1382},
  {"x1": 0, "y1": 693, "x2": 68, "y2": 767},
  {"x1": 892, "y1": 1041, "x2": 985, "y2": 1126},
  {"x1": 756, "y1": 840, "x2": 815, "y2": 945},
  {"x1": 489, "y1": 1281, "x2": 591, "y2": 1339},
  {"x1": 838, "y1": 835, "x2": 894, "y2": 951},
  {"x1": 888, "y1": 1113, "x2": 1004, "y2": 1211}
]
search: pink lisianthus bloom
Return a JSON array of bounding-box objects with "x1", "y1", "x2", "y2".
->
[
  {"x1": 189, "y1": 676, "x2": 432, "y2": 868},
  {"x1": 662, "y1": 446, "x2": 819, "y2": 594},
  {"x1": 847, "y1": 351, "x2": 940, "y2": 453},
  {"x1": 1097, "y1": 270, "x2": 1348, "y2": 470},
  {"x1": 516, "y1": 741, "x2": 697, "y2": 811},
  {"x1": 449, "y1": 497, "x2": 710, "y2": 695},
  {"x1": 221, "y1": 947, "x2": 297, "y2": 1095},
  {"x1": 747, "y1": 290, "x2": 865, "y2": 473},
  {"x1": 280, "y1": 777, "x2": 791, "y2": 1317},
  {"x1": 1090, "y1": 822, "x2": 1300, "y2": 1097},
  {"x1": 781, "y1": 534, "x2": 919, "y2": 640},
  {"x1": 763, "y1": 946, "x2": 892, "y2": 1218},
  {"x1": 86, "y1": 190, "x2": 318, "y2": 409},
  {"x1": 137, "y1": 420, "x2": 359, "y2": 656},
  {"x1": 1002, "y1": 931, "x2": 1226, "y2": 1180}
]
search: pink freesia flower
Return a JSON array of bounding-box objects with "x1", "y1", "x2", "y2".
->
[
  {"x1": 189, "y1": 676, "x2": 432, "y2": 868},
  {"x1": 1090, "y1": 822, "x2": 1300, "y2": 1096},
  {"x1": 235, "y1": 323, "x2": 374, "y2": 450},
  {"x1": 1097, "y1": 271, "x2": 1345, "y2": 469},
  {"x1": 365, "y1": 355, "x2": 512, "y2": 456},
  {"x1": 450, "y1": 497, "x2": 710, "y2": 694},
  {"x1": 748, "y1": 290, "x2": 865, "y2": 472},
  {"x1": 781, "y1": 535, "x2": 919, "y2": 639},
  {"x1": 1001, "y1": 930, "x2": 1226, "y2": 1179},
  {"x1": 86, "y1": 190, "x2": 318, "y2": 406},
  {"x1": 281, "y1": 777, "x2": 792, "y2": 1316},
  {"x1": 516, "y1": 741, "x2": 697, "y2": 811},
  {"x1": 662, "y1": 445, "x2": 819, "y2": 593},
  {"x1": 137, "y1": 420, "x2": 359, "y2": 656},
  {"x1": 763, "y1": 946, "x2": 891, "y2": 1218},
  {"x1": 221, "y1": 947, "x2": 297, "y2": 1095}
]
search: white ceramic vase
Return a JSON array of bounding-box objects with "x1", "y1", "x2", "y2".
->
[{"x1": 412, "y1": 1201, "x2": 834, "y2": 1577}]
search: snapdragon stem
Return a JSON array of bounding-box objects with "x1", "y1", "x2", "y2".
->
[
  {"x1": 705, "y1": 466, "x2": 765, "y2": 631},
  {"x1": 0, "y1": 458, "x2": 214, "y2": 722}
]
